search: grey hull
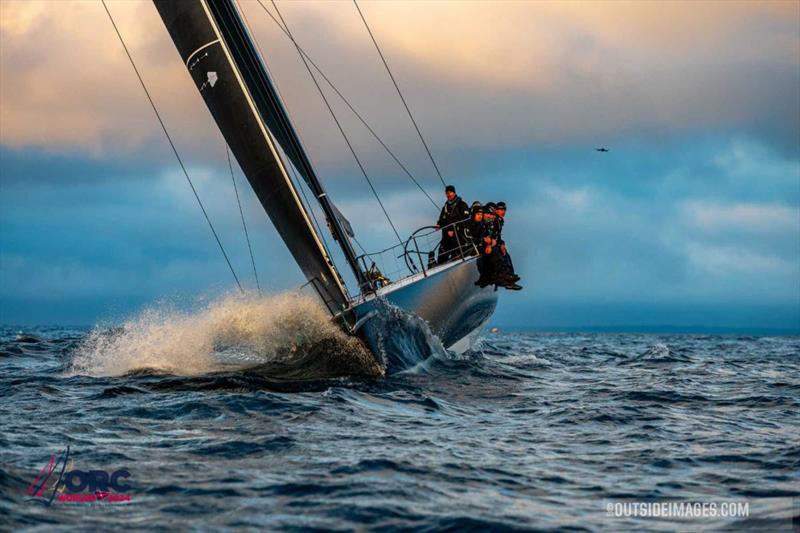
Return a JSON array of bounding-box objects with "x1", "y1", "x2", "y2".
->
[{"x1": 350, "y1": 257, "x2": 497, "y2": 371}]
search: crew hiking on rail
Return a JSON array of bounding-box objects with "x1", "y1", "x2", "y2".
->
[
  {"x1": 435, "y1": 186, "x2": 522, "y2": 291},
  {"x1": 435, "y1": 185, "x2": 469, "y2": 264}
]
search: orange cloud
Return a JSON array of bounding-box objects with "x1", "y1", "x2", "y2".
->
[
  {"x1": 1, "y1": 0, "x2": 797, "y2": 164},
  {"x1": 0, "y1": 0, "x2": 222, "y2": 156}
]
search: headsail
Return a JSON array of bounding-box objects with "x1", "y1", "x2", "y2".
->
[
  {"x1": 330, "y1": 202, "x2": 355, "y2": 239},
  {"x1": 153, "y1": 0, "x2": 360, "y2": 313}
]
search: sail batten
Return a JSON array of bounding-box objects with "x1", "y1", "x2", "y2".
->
[{"x1": 153, "y1": 0, "x2": 351, "y2": 313}]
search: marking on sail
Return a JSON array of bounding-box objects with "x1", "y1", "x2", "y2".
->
[
  {"x1": 185, "y1": 39, "x2": 220, "y2": 70},
  {"x1": 188, "y1": 52, "x2": 208, "y2": 71},
  {"x1": 200, "y1": 71, "x2": 218, "y2": 92}
]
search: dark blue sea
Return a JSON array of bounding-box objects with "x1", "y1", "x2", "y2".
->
[{"x1": 1, "y1": 297, "x2": 798, "y2": 531}]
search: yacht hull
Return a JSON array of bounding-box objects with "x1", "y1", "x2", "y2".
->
[{"x1": 350, "y1": 257, "x2": 497, "y2": 371}]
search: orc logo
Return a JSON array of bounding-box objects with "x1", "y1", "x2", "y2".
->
[{"x1": 26, "y1": 446, "x2": 133, "y2": 505}]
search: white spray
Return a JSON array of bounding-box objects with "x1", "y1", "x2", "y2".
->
[{"x1": 69, "y1": 291, "x2": 380, "y2": 378}]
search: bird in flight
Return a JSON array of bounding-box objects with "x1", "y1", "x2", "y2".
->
[{"x1": 595, "y1": 147, "x2": 609, "y2": 152}]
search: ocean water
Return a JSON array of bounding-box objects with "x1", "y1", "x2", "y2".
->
[{"x1": 1, "y1": 294, "x2": 798, "y2": 531}]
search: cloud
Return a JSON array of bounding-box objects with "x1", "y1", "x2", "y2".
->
[
  {"x1": 682, "y1": 200, "x2": 799, "y2": 235},
  {"x1": 0, "y1": 156, "x2": 296, "y2": 310},
  {"x1": 1, "y1": 0, "x2": 798, "y2": 170},
  {"x1": 1, "y1": 3, "x2": 798, "y2": 328},
  {"x1": 0, "y1": 0, "x2": 221, "y2": 156},
  {"x1": 486, "y1": 139, "x2": 800, "y2": 309},
  {"x1": 541, "y1": 184, "x2": 593, "y2": 210},
  {"x1": 684, "y1": 242, "x2": 796, "y2": 276},
  {"x1": 1, "y1": 134, "x2": 797, "y2": 326},
  {"x1": 242, "y1": 0, "x2": 800, "y2": 161}
]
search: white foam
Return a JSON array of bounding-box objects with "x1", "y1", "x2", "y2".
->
[{"x1": 69, "y1": 291, "x2": 359, "y2": 377}]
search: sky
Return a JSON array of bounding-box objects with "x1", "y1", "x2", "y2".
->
[{"x1": 0, "y1": 0, "x2": 798, "y2": 331}]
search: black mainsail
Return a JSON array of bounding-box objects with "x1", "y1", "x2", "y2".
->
[{"x1": 153, "y1": 0, "x2": 364, "y2": 314}]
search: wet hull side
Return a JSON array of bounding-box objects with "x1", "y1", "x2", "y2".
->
[{"x1": 352, "y1": 257, "x2": 497, "y2": 369}]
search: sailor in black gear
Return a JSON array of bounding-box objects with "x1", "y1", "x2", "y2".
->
[
  {"x1": 436, "y1": 185, "x2": 470, "y2": 264},
  {"x1": 496, "y1": 201, "x2": 506, "y2": 238},
  {"x1": 466, "y1": 201, "x2": 483, "y2": 254},
  {"x1": 495, "y1": 201, "x2": 520, "y2": 286},
  {"x1": 475, "y1": 203, "x2": 521, "y2": 290},
  {"x1": 475, "y1": 203, "x2": 500, "y2": 288},
  {"x1": 466, "y1": 202, "x2": 484, "y2": 281}
]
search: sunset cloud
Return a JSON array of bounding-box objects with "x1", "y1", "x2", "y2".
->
[
  {"x1": 0, "y1": 1, "x2": 219, "y2": 155},
  {"x1": 1, "y1": 0, "x2": 798, "y2": 165}
]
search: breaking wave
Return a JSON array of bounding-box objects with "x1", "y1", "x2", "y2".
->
[{"x1": 69, "y1": 292, "x2": 382, "y2": 379}]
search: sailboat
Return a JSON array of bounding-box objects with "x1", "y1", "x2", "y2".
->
[{"x1": 151, "y1": 0, "x2": 498, "y2": 372}]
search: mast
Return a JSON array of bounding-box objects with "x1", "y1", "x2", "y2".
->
[
  {"x1": 216, "y1": 0, "x2": 366, "y2": 286},
  {"x1": 153, "y1": 0, "x2": 363, "y2": 313}
]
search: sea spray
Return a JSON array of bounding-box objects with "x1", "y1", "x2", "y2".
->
[{"x1": 69, "y1": 291, "x2": 382, "y2": 378}]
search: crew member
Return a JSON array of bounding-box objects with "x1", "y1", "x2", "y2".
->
[
  {"x1": 495, "y1": 201, "x2": 520, "y2": 285},
  {"x1": 475, "y1": 203, "x2": 500, "y2": 288},
  {"x1": 466, "y1": 201, "x2": 483, "y2": 254},
  {"x1": 435, "y1": 185, "x2": 469, "y2": 264},
  {"x1": 475, "y1": 203, "x2": 521, "y2": 290}
]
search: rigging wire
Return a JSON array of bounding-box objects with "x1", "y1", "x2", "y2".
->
[
  {"x1": 101, "y1": 0, "x2": 243, "y2": 293},
  {"x1": 353, "y1": 0, "x2": 447, "y2": 188},
  {"x1": 236, "y1": 1, "x2": 339, "y2": 268},
  {"x1": 252, "y1": 0, "x2": 438, "y2": 210},
  {"x1": 288, "y1": 161, "x2": 333, "y2": 260},
  {"x1": 225, "y1": 144, "x2": 261, "y2": 294},
  {"x1": 352, "y1": 238, "x2": 367, "y2": 256},
  {"x1": 269, "y1": 0, "x2": 404, "y2": 246}
]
